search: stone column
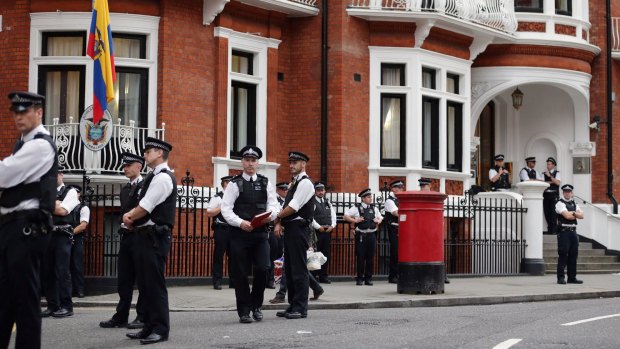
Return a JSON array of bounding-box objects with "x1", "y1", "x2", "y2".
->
[{"x1": 516, "y1": 181, "x2": 549, "y2": 275}]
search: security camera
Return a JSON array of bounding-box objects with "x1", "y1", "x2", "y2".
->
[{"x1": 589, "y1": 121, "x2": 599, "y2": 130}]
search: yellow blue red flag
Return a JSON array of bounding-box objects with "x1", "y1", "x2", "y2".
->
[{"x1": 87, "y1": 0, "x2": 116, "y2": 124}]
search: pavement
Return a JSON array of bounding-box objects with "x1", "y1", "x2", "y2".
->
[{"x1": 72, "y1": 273, "x2": 620, "y2": 312}]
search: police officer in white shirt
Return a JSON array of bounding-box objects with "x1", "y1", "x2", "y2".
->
[
  {"x1": 69, "y1": 186, "x2": 90, "y2": 298},
  {"x1": 519, "y1": 157, "x2": 543, "y2": 182},
  {"x1": 123, "y1": 137, "x2": 176, "y2": 345},
  {"x1": 555, "y1": 184, "x2": 584, "y2": 285},
  {"x1": 384, "y1": 179, "x2": 404, "y2": 284},
  {"x1": 273, "y1": 151, "x2": 315, "y2": 320},
  {"x1": 0, "y1": 91, "x2": 57, "y2": 349},
  {"x1": 344, "y1": 189, "x2": 383, "y2": 286},
  {"x1": 207, "y1": 175, "x2": 233, "y2": 290},
  {"x1": 312, "y1": 181, "x2": 336, "y2": 284},
  {"x1": 221, "y1": 145, "x2": 280, "y2": 324}
]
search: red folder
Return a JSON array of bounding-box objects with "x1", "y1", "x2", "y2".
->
[{"x1": 250, "y1": 211, "x2": 272, "y2": 228}]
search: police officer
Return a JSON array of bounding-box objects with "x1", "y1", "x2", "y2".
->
[
  {"x1": 0, "y1": 91, "x2": 57, "y2": 349},
  {"x1": 221, "y1": 145, "x2": 280, "y2": 324},
  {"x1": 69, "y1": 186, "x2": 90, "y2": 298},
  {"x1": 344, "y1": 188, "x2": 383, "y2": 286},
  {"x1": 543, "y1": 157, "x2": 561, "y2": 235},
  {"x1": 384, "y1": 179, "x2": 404, "y2": 284},
  {"x1": 123, "y1": 138, "x2": 176, "y2": 344},
  {"x1": 519, "y1": 157, "x2": 543, "y2": 182},
  {"x1": 207, "y1": 175, "x2": 233, "y2": 290},
  {"x1": 555, "y1": 184, "x2": 584, "y2": 285},
  {"x1": 274, "y1": 151, "x2": 315, "y2": 319},
  {"x1": 489, "y1": 154, "x2": 511, "y2": 191},
  {"x1": 100, "y1": 152, "x2": 145, "y2": 329},
  {"x1": 269, "y1": 182, "x2": 289, "y2": 304},
  {"x1": 312, "y1": 181, "x2": 336, "y2": 284},
  {"x1": 42, "y1": 168, "x2": 80, "y2": 318}
]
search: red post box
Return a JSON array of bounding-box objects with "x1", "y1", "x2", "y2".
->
[{"x1": 395, "y1": 190, "x2": 447, "y2": 294}]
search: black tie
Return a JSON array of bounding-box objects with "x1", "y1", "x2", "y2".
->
[{"x1": 12, "y1": 138, "x2": 24, "y2": 154}]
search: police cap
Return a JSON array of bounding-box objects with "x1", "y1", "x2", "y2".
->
[
  {"x1": 288, "y1": 151, "x2": 310, "y2": 162},
  {"x1": 358, "y1": 188, "x2": 372, "y2": 198},
  {"x1": 8, "y1": 91, "x2": 45, "y2": 112},
  {"x1": 144, "y1": 137, "x2": 173, "y2": 152},
  {"x1": 239, "y1": 145, "x2": 262, "y2": 159}
]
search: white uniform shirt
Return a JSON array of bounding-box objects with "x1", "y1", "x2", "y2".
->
[
  {"x1": 57, "y1": 185, "x2": 80, "y2": 215},
  {"x1": 384, "y1": 196, "x2": 398, "y2": 215},
  {"x1": 519, "y1": 167, "x2": 543, "y2": 182},
  {"x1": 311, "y1": 196, "x2": 337, "y2": 229},
  {"x1": 0, "y1": 124, "x2": 55, "y2": 213},
  {"x1": 285, "y1": 172, "x2": 315, "y2": 218},
  {"x1": 79, "y1": 205, "x2": 91, "y2": 223},
  {"x1": 207, "y1": 193, "x2": 227, "y2": 224},
  {"x1": 221, "y1": 173, "x2": 280, "y2": 228},
  {"x1": 137, "y1": 162, "x2": 174, "y2": 227},
  {"x1": 345, "y1": 202, "x2": 383, "y2": 232}
]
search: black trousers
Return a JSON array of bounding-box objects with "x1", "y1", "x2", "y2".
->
[
  {"x1": 315, "y1": 231, "x2": 331, "y2": 280},
  {"x1": 282, "y1": 221, "x2": 310, "y2": 314},
  {"x1": 133, "y1": 228, "x2": 171, "y2": 337},
  {"x1": 543, "y1": 192, "x2": 559, "y2": 234},
  {"x1": 114, "y1": 230, "x2": 144, "y2": 323},
  {"x1": 70, "y1": 234, "x2": 84, "y2": 294},
  {"x1": 212, "y1": 224, "x2": 231, "y2": 282},
  {"x1": 267, "y1": 228, "x2": 280, "y2": 283},
  {"x1": 0, "y1": 217, "x2": 49, "y2": 349},
  {"x1": 44, "y1": 232, "x2": 73, "y2": 311},
  {"x1": 229, "y1": 228, "x2": 270, "y2": 317},
  {"x1": 387, "y1": 226, "x2": 398, "y2": 280},
  {"x1": 355, "y1": 232, "x2": 376, "y2": 281},
  {"x1": 557, "y1": 230, "x2": 579, "y2": 280},
  {"x1": 276, "y1": 265, "x2": 322, "y2": 299}
]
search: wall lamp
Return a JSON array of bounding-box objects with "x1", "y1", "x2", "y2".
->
[{"x1": 511, "y1": 87, "x2": 524, "y2": 110}]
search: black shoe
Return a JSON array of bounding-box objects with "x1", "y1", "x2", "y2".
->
[
  {"x1": 276, "y1": 310, "x2": 290, "y2": 318},
  {"x1": 239, "y1": 315, "x2": 253, "y2": 323},
  {"x1": 364, "y1": 280, "x2": 373, "y2": 286},
  {"x1": 126, "y1": 317, "x2": 144, "y2": 329},
  {"x1": 99, "y1": 318, "x2": 128, "y2": 328},
  {"x1": 41, "y1": 308, "x2": 55, "y2": 318},
  {"x1": 388, "y1": 278, "x2": 398, "y2": 284},
  {"x1": 252, "y1": 308, "x2": 263, "y2": 322},
  {"x1": 51, "y1": 308, "x2": 73, "y2": 318},
  {"x1": 557, "y1": 278, "x2": 567, "y2": 285},
  {"x1": 140, "y1": 333, "x2": 168, "y2": 345},
  {"x1": 311, "y1": 289, "x2": 324, "y2": 300},
  {"x1": 356, "y1": 280, "x2": 363, "y2": 286},
  {"x1": 319, "y1": 278, "x2": 331, "y2": 284},
  {"x1": 567, "y1": 278, "x2": 583, "y2": 284},
  {"x1": 444, "y1": 278, "x2": 450, "y2": 284},
  {"x1": 126, "y1": 330, "x2": 150, "y2": 340},
  {"x1": 285, "y1": 312, "x2": 307, "y2": 319},
  {"x1": 213, "y1": 280, "x2": 222, "y2": 290}
]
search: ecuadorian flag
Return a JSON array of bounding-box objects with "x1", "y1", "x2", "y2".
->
[{"x1": 87, "y1": 0, "x2": 116, "y2": 125}]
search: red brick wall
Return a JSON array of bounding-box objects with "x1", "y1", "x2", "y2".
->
[
  {"x1": 474, "y1": 45, "x2": 595, "y2": 73},
  {"x1": 157, "y1": 0, "x2": 215, "y2": 186},
  {"x1": 0, "y1": 0, "x2": 31, "y2": 156},
  {"x1": 30, "y1": 0, "x2": 160, "y2": 15}
]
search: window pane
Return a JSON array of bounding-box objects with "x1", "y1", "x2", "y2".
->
[
  {"x1": 109, "y1": 68, "x2": 147, "y2": 127},
  {"x1": 232, "y1": 51, "x2": 253, "y2": 75},
  {"x1": 381, "y1": 64, "x2": 405, "y2": 86},
  {"x1": 423, "y1": 101, "x2": 432, "y2": 163},
  {"x1": 46, "y1": 36, "x2": 84, "y2": 56},
  {"x1": 43, "y1": 69, "x2": 82, "y2": 124},
  {"x1": 422, "y1": 68, "x2": 436, "y2": 89},
  {"x1": 230, "y1": 81, "x2": 257, "y2": 156},
  {"x1": 555, "y1": 0, "x2": 571, "y2": 14},
  {"x1": 114, "y1": 37, "x2": 143, "y2": 59},
  {"x1": 381, "y1": 97, "x2": 401, "y2": 159},
  {"x1": 447, "y1": 103, "x2": 463, "y2": 171},
  {"x1": 515, "y1": 0, "x2": 543, "y2": 11},
  {"x1": 422, "y1": 97, "x2": 439, "y2": 169},
  {"x1": 447, "y1": 74, "x2": 459, "y2": 94}
]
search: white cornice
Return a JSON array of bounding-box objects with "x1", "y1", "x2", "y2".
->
[
  {"x1": 237, "y1": 0, "x2": 319, "y2": 17},
  {"x1": 214, "y1": 27, "x2": 281, "y2": 49},
  {"x1": 203, "y1": 0, "x2": 229, "y2": 26}
]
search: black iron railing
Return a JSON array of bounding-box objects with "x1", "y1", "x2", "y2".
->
[{"x1": 81, "y1": 173, "x2": 526, "y2": 279}]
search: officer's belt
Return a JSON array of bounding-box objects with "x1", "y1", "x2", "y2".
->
[
  {"x1": 53, "y1": 224, "x2": 72, "y2": 231},
  {"x1": 355, "y1": 228, "x2": 377, "y2": 234},
  {"x1": 560, "y1": 225, "x2": 577, "y2": 232},
  {"x1": 0, "y1": 209, "x2": 40, "y2": 226},
  {"x1": 134, "y1": 225, "x2": 156, "y2": 234},
  {"x1": 214, "y1": 219, "x2": 229, "y2": 227}
]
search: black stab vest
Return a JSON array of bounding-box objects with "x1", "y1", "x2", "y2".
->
[
  {"x1": 53, "y1": 186, "x2": 77, "y2": 226},
  {"x1": 232, "y1": 174, "x2": 268, "y2": 221},
  {"x1": 557, "y1": 199, "x2": 578, "y2": 226},
  {"x1": 384, "y1": 196, "x2": 399, "y2": 226},
  {"x1": 0, "y1": 133, "x2": 58, "y2": 218},
  {"x1": 313, "y1": 197, "x2": 332, "y2": 226},
  {"x1": 120, "y1": 179, "x2": 143, "y2": 218},
  {"x1": 355, "y1": 204, "x2": 377, "y2": 231},
  {"x1": 283, "y1": 175, "x2": 315, "y2": 224},
  {"x1": 491, "y1": 165, "x2": 511, "y2": 191},
  {"x1": 133, "y1": 169, "x2": 177, "y2": 228},
  {"x1": 521, "y1": 167, "x2": 537, "y2": 181},
  {"x1": 544, "y1": 170, "x2": 559, "y2": 192}
]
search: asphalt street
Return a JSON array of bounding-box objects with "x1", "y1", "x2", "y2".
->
[{"x1": 13, "y1": 298, "x2": 620, "y2": 348}]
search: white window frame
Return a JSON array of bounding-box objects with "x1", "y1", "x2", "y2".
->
[
  {"x1": 214, "y1": 27, "x2": 280, "y2": 160},
  {"x1": 369, "y1": 47, "x2": 472, "y2": 192},
  {"x1": 29, "y1": 12, "x2": 160, "y2": 128}
]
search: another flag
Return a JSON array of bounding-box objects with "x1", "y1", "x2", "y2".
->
[{"x1": 87, "y1": 0, "x2": 116, "y2": 125}]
